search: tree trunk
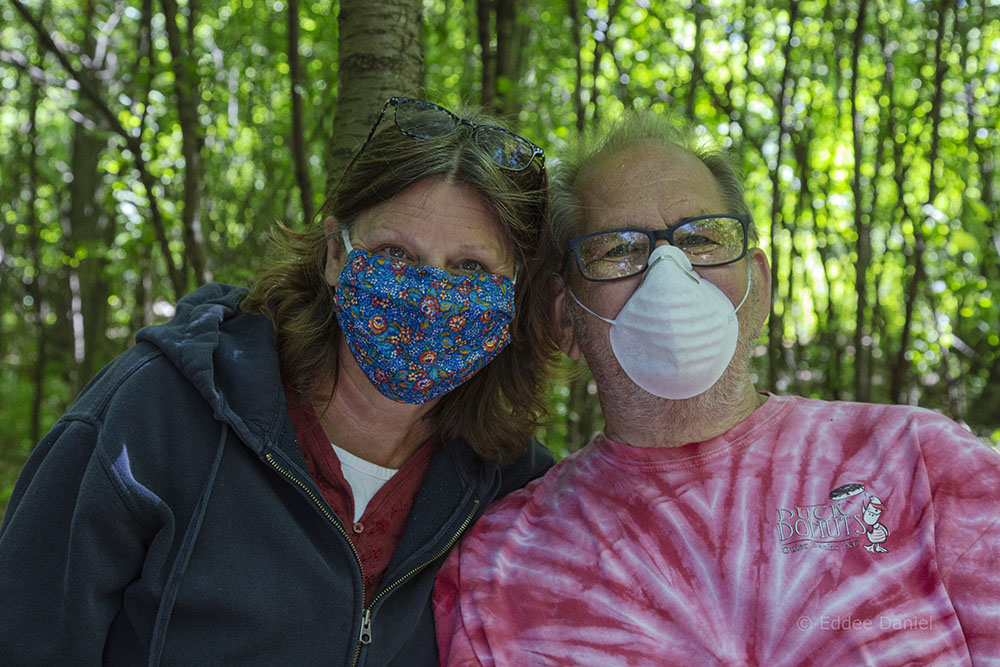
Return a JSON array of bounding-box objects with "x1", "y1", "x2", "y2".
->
[
  {"x1": 588, "y1": 0, "x2": 624, "y2": 124},
  {"x1": 325, "y1": 0, "x2": 424, "y2": 197},
  {"x1": 568, "y1": 0, "x2": 585, "y2": 133},
  {"x1": 494, "y1": 0, "x2": 517, "y2": 116},
  {"x1": 765, "y1": 0, "x2": 799, "y2": 393},
  {"x1": 161, "y1": 0, "x2": 209, "y2": 287},
  {"x1": 477, "y1": 0, "x2": 496, "y2": 111},
  {"x1": 65, "y1": 0, "x2": 114, "y2": 386},
  {"x1": 25, "y1": 80, "x2": 48, "y2": 443},
  {"x1": 686, "y1": 0, "x2": 705, "y2": 120},
  {"x1": 849, "y1": 0, "x2": 871, "y2": 401},
  {"x1": 288, "y1": 0, "x2": 314, "y2": 223}
]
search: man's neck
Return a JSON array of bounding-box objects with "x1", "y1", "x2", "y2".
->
[{"x1": 600, "y1": 378, "x2": 765, "y2": 448}]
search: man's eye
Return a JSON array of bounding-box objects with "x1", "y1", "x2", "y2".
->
[
  {"x1": 602, "y1": 242, "x2": 638, "y2": 259},
  {"x1": 677, "y1": 234, "x2": 719, "y2": 249},
  {"x1": 580, "y1": 232, "x2": 648, "y2": 264}
]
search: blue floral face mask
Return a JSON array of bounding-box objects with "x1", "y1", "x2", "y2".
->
[{"x1": 332, "y1": 229, "x2": 516, "y2": 404}]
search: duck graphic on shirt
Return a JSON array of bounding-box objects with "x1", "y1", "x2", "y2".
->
[{"x1": 862, "y1": 495, "x2": 889, "y2": 553}]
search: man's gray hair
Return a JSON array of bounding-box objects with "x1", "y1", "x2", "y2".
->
[{"x1": 550, "y1": 110, "x2": 756, "y2": 273}]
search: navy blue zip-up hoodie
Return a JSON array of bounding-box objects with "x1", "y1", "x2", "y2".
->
[{"x1": 0, "y1": 283, "x2": 553, "y2": 666}]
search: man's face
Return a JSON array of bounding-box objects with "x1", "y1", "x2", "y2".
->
[{"x1": 556, "y1": 140, "x2": 771, "y2": 403}]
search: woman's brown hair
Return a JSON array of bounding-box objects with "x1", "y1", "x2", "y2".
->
[{"x1": 242, "y1": 101, "x2": 557, "y2": 464}]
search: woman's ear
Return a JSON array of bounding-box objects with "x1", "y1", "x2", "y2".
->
[
  {"x1": 324, "y1": 217, "x2": 345, "y2": 287},
  {"x1": 550, "y1": 274, "x2": 582, "y2": 360}
]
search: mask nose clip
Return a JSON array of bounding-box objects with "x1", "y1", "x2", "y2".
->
[{"x1": 645, "y1": 245, "x2": 699, "y2": 286}]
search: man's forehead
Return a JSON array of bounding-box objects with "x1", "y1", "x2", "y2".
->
[{"x1": 575, "y1": 139, "x2": 725, "y2": 232}]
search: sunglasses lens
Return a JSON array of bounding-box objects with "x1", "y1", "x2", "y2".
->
[
  {"x1": 379, "y1": 98, "x2": 543, "y2": 173},
  {"x1": 394, "y1": 99, "x2": 458, "y2": 139},
  {"x1": 474, "y1": 126, "x2": 537, "y2": 170}
]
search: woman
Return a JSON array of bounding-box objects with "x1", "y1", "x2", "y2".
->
[{"x1": 0, "y1": 97, "x2": 555, "y2": 665}]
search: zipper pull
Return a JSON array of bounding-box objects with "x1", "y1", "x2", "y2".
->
[{"x1": 359, "y1": 608, "x2": 372, "y2": 645}]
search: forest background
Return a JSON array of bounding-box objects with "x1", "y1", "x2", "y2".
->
[{"x1": 1, "y1": 0, "x2": 998, "y2": 519}]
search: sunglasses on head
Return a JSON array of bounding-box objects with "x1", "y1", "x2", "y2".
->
[{"x1": 349, "y1": 97, "x2": 545, "y2": 174}]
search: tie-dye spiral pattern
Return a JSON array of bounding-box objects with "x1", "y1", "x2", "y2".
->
[{"x1": 435, "y1": 395, "x2": 1000, "y2": 665}]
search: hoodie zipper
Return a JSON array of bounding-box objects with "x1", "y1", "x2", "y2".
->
[
  {"x1": 368, "y1": 499, "x2": 479, "y2": 611},
  {"x1": 355, "y1": 499, "x2": 480, "y2": 659},
  {"x1": 266, "y1": 452, "x2": 480, "y2": 667},
  {"x1": 264, "y1": 453, "x2": 369, "y2": 666}
]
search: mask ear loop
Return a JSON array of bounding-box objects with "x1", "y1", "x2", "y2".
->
[
  {"x1": 733, "y1": 258, "x2": 752, "y2": 313},
  {"x1": 729, "y1": 260, "x2": 752, "y2": 322},
  {"x1": 559, "y1": 274, "x2": 616, "y2": 325}
]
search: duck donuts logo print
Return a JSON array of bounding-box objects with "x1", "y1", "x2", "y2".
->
[
  {"x1": 775, "y1": 483, "x2": 892, "y2": 555},
  {"x1": 860, "y1": 495, "x2": 889, "y2": 553}
]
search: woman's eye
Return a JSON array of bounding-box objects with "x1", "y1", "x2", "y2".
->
[
  {"x1": 380, "y1": 245, "x2": 410, "y2": 261},
  {"x1": 457, "y1": 259, "x2": 486, "y2": 273}
]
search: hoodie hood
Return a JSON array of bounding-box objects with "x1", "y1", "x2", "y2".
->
[{"x1": 136, "y1": 283, "x2": 286, "y2": 456}]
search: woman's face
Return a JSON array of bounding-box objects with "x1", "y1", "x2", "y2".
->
[{"x1": 325, "y1": 176, "x2": 515, "y2": 286}]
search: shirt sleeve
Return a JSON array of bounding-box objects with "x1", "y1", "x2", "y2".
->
[
  {"x1": 920, "y1": 415, "x2": 1000, "y2": 665},
  {"x1": 0, "y1": 418, "x2": 165, "y2": 665},
  {"x1": 941, "y1": 515, "x2": 1000, "y2": 665},
  {"x1": 433, "y1": 543, "x2": 489, "y2": 667}
]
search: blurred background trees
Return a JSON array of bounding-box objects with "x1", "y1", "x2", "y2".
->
[{"x1": 1, "y1": 0, "x2": 997, "y2": 517}]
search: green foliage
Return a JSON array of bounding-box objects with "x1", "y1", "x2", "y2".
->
[{"x1": 2, "y1": 0, "x2": 999, "y2": 517}]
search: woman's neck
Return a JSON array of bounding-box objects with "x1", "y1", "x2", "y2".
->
[{"x1": 315, "y1": 343, "x2": 436, "y2": 468}]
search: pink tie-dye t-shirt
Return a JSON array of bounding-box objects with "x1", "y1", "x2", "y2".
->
[{"x1": 434, "y1": 394, "x2": 1000, "y2": 666}]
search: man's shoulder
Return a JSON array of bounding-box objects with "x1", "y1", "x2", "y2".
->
[
  {"x1": 774, "y1": 394, "x2": 999, "y2": 479},
  {"x1": 780, "y1": 393, "x2": 960, "y2": 422},
  {"x1": 777, "y1": 394, "x2": 990, "y2": 445},
  {"x1": 465, "y1": 444, "x2": 601, "y2": 543}
]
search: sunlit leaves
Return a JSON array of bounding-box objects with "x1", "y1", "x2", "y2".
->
[{"x1": 0, "y1": 0, "x2": 997, "y2": 473}]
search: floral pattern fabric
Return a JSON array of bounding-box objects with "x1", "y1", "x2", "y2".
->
[{"x1": 333, "y1": 249, "x2": 514, "y2": 404}]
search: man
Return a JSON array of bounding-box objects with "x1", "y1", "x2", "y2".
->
[{"x1": 433, "y1": 112, "x2": 1000, "y2": 664}]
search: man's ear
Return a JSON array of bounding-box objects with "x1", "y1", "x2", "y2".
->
[
  {"x1": 324, "y1": 216, "x2": 345, "y2": 287},
  {"x1": 550, "y1": 274, "x2": 582, "y2": 360},
  {"x1": 748, "y1": 247, "x2": 772, "y2": 337}
]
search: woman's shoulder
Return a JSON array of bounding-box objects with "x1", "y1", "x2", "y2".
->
[
  {"x1": 495, "y1": 439, "x2": 556, "y2": 498},
  {"x1": 61, "y1": 341, "x2": 180, "y2": 426}
]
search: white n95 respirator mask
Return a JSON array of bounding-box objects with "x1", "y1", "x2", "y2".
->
[{"x1": 568, "y1": 244, "x2": 751, "y2": 399}]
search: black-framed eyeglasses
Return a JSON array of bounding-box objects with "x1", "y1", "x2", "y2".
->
[
  {"x1": 350, "y1": 97, "x2": 544, "y2": 173},
  {"x1": 566, "y1": 214, "x2": 751, "y2": 282}
]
